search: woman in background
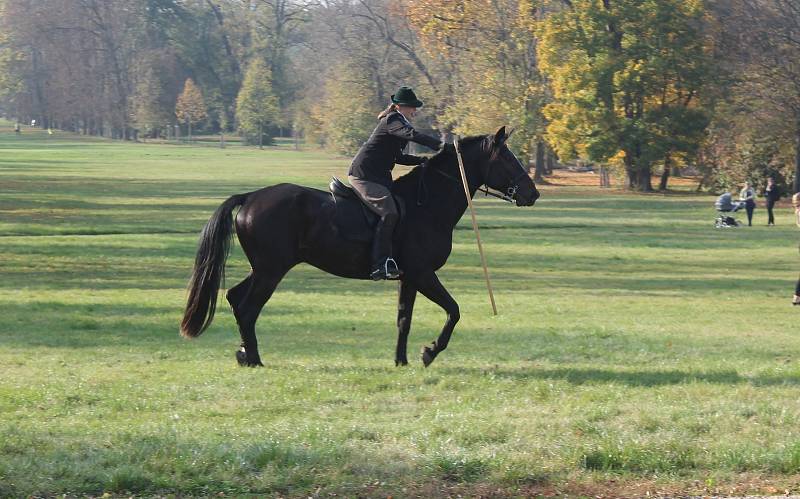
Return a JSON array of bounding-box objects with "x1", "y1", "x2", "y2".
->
[
  {"x1": 793, "y1": 193, "x2": 800, "y2": 305},
  {"x1": 765, "y1": 177, "x2": 781, "y2": 225},
  {"x1": 739, "y1": 181, "x2": 756, "y2": 226}
]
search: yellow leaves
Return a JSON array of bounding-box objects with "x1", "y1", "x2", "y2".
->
[
  {"x1": 543, "y1": 99, "x2": 593, "y2": 161},
  {"x1": 608, "y1": 149, "x2": 627, "y2": 168},
  {"x1": 175, "y1": 78, "x2": 207, "y2": 124},
  {"x1": 406, "y1": 0, "x2": 527, "y2": 55},
  {"x1": 314, "y1": 67, "x2": 375, "y2": 155},
  {"x1": 405, "y1": 0, "x2": 469, "y2": 53},
  {"x1": 405, "y1": 0, "x2": 547, "y2": 157},
  {"x1": 236, "y1": 60, "x2": 280, "y2": 134},
  {"x1": 679, "y1": 0, "x2": 705, "y2": 17}
]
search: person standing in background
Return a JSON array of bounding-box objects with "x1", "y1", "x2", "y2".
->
[
  {"x1": 739, "y1": 181, "x2": 756, "y2": 226},
  {"x1": 765, "y1": 177, "x2": 781, "y2": 226},
  {"x1": 793, "y1": 193, "x2": 800, "y2": 305}
]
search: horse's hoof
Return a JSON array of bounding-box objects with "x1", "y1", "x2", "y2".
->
[
  {"x1": 421, "y1": 345, "x2": 436, "y2": 367},
  {"x1": 236, "y1": 349, "x2": 263, "y2": 367},
  {"x1": 236, "y1": 349, "x2": 248, "y2": 366},
  {"x1": 395, "y1": 358, "x2": 408, "y2": 367}
]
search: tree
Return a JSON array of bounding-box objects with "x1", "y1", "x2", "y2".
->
[
  {"x1": 292, "y1": 0, "x2": 432, "y2": 151},
  {"x1": 712, "y1": 0, "x2": 800, "y2": 193},
  {"x1": 132, "y1": 50, "x2": 181, "y2": 138},
  {"x1": 539, "y1": 0, "x2": 712, "y2": 191},
  {"x1": 406, "y1": 0, "x2": 549, "y2": 179},
  {"x1": 251, "y1": 0, "x2": 314, "y2": 129},
  {"x1": 0, "y1": 0, "x2": 187, "y2": 138},
  {"x1": 0, "y1": 7, "x2": 25, "y2": 118},
  {"x1": 175, "y1": 78, "x2": 207, "y2": 142},
  {"x1": 318, "y1": 67, "x2": 376, "y2": 155},
  {"x1": 235, "y1": 59, "x2": 279, "y2": 148},
  {"x1": 170, "y1": 1, "x2": 246, "y2": 133}
]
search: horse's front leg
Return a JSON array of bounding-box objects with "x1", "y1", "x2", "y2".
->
[
  {"x1": 415, "y1": 272, "x2": 459, "y2": 367},
  {"x1": 395, "y1": 279, "x2": 417, "y2": 366}
]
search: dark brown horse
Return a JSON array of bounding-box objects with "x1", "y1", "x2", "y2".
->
[{"x1": 180, "y1": 127, "x2": 539, "y2": 367}]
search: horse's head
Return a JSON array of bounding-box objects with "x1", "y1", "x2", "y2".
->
[{"x1": 481, "y1": 126, "x2": 539, "y2": 207}]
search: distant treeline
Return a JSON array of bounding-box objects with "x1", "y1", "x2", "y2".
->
[{"x1": 1, "y1": 0, "x2": 799, "y2": 192}]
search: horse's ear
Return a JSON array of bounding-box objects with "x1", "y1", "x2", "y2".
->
[{"x1": 493, "y1": 126, "x2": 507, "y2": 146}]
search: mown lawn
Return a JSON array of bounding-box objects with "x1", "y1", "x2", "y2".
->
[{"x1": 1, "y1": 122, "x2": 800, "y2": 497}]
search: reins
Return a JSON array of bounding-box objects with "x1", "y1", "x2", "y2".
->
[
  {"x1": 415, "y1": 149, "x2": 522, "y2": 206},
  {"x1": 432, "y1": 168, "x2": 518, "y2": 203}
]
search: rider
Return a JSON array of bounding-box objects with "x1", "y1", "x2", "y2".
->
[{"x1": 348, "y1": 86, "x2": 442, "y2": 280}]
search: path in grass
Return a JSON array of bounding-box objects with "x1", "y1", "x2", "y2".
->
[{"x1": 1, "y1": 123, "x2": 800, "y2": 497}]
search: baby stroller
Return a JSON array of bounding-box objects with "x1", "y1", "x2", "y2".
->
[{"x1": 714, "y1": 192, "x2": 744, "y2": 228}]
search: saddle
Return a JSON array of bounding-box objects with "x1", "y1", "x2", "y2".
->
[{"x1": 328, "y1": 177, "x2": 404, "y2": 242}]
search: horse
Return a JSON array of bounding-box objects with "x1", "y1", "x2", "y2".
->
[{"x1": 180, "y1": 126, "x2": 539, "y2": 367}]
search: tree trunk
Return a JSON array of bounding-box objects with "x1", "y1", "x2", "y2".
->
[
  {"x1": 188, "y1": 121, "x2": 192, "y2": 143},
  {"x1": 533, "y1": 140, "x2": 545, "y2": 182},
  {"x1": 658, "y1": 154, "x2": 672, "y2": 191},
  {"x1": 624, "y1": 152, "x2": 653, "y2": 192},
  {"x1": 696, "y1": 175, "x2": 705, "y2": 192},
  {"x1": 795, "y1": 119, "x2": 800, "y2": 194},
  {"x1": 259, "y1": 123, "x2": 263, "y2": 149},
  {"x1": 545, "y1": 148, "x2": 555, "y2": 175}
]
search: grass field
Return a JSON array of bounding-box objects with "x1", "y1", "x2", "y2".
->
[{"x1": 1, "y1": 122, "x2": 800, "y2": 497}]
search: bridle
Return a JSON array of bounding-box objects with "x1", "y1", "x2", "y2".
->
[
  {"x1": 433, "y1": 168, "x2": 525, "y2": 203},
  {"x1": 417, "y1": 138, "x2": 529, "y2": 205}
]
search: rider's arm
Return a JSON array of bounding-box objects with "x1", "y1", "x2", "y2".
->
[
  {"x1": 396, "y1": 154, "x2": 426, "y2": 166},
  {"x1": 386, "y1": 114, "x2": 442, "y2": 150}
]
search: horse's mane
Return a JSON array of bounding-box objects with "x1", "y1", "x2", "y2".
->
[{"x1": 393, "y1": 134, "x2": 488, "y2": 192}]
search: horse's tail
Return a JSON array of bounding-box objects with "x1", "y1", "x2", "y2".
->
[{"x1": 180, "y1": 193, "x2": 249, "y2": 338}]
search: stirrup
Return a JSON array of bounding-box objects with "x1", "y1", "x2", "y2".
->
[
  {"x1": 385, "y1": 258, "x2": 400, "y2": 279},
  {"x1": 370, "y1": 258, "x2": 401, "y2": 281}
]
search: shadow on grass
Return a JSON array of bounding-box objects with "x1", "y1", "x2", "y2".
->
[
  {"x1": 439, "y1": 365, "x2": 800, "y2": 387},
  {"x1": 0, "y1": 301, "x2": 289, "y2": 349},
  {"x1": 0, "y1": 175, "x2": 262, "y2": 198}
]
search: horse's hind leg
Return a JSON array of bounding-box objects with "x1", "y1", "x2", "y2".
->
[
  {"x1": 226, "y1": 273, "x2": 253, "y2": 357},
  {"x1": 226, "y1": 273, "x2": 253, "y2": 312},
  {"x1": 227, "y1": 271, "x2": 285, "y2": 367}
]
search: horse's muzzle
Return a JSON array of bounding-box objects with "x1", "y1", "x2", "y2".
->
[{"x1": 517, "y1": 190, "x2": 539, "y2": 207}]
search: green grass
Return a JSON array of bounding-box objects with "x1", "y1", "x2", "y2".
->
[{"x1": 1, "y1": 121, "x2": 800, "y2": 497}]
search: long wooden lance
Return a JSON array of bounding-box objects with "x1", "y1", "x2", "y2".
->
[{"x1": 454, "y1": 136, "x2": 498, "y2": 316}]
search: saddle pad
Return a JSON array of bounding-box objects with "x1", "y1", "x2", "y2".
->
[{"x1": 331, "y1": 196, "x2": 379, "y2": 243}]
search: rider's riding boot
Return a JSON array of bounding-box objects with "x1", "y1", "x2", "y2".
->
[{"x1": 370, "y1": 213, "x2": 401, "y2": 281}]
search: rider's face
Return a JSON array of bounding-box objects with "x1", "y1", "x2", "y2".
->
[{"x1": 396, "y1": 105, "x2": 418, "y2": 120}]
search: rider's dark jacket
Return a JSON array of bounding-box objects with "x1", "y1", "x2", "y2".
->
[{"x1": 348, "y1": 111, "x2": 442, "y2": 188}]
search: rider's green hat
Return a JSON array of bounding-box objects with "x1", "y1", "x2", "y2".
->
[{"x1": 391, "y1": 86, "x2": 424, "y2": 108}]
